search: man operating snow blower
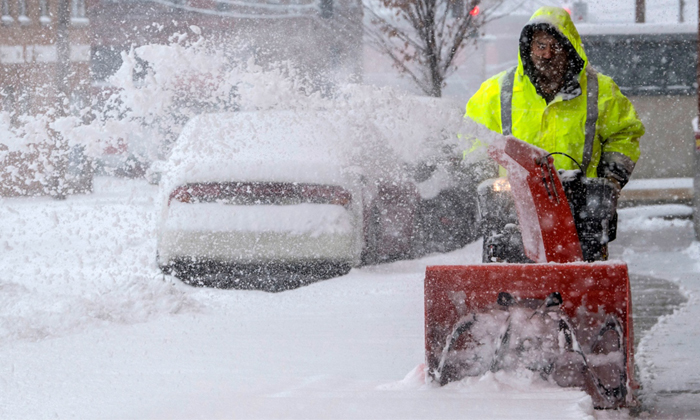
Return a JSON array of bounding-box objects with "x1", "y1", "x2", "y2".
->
[
  {"x1": 466, "y1": 6, "x2": 644, "y2": 263},
  {"x1": 422, "y1": 7, "x2": 644, "y2": 409}
]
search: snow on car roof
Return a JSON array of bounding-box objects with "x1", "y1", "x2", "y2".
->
[
  {"x1": 161, "y1": 110, "x2": 392, "y2": 191},
  {"x1": 173, "y1": 110, "x2": 350, "y2": 162}
]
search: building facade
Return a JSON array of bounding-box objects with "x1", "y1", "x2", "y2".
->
[{"x1": 0, "y1": 0, "x2": 91, "y2": 117}]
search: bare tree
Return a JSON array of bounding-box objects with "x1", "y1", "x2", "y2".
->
[{"x1": 364, "y1": 0, "x2": 505, "y2": 97}]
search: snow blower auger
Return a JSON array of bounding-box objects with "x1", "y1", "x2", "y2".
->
[{"x1": 424, "y1": 136, "x2": 635, "y2": 409}]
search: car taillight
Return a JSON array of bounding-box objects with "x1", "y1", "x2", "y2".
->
[
  {"x1": 169, "y1": 182, "x2": 351, "y2": 207},
  {"x1": 169, "y1": 186, "x2": 191, "y2": 205},
  {"x1": 168, "y1": 183, "x2": 222, "y2": 205},
  {"x1": 299, "y1": 184, "x2": 352, "y2": 207}
]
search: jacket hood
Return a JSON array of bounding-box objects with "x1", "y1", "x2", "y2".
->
[{"x1": 518, "y1": 7, "x2": 588, "y2": 93}]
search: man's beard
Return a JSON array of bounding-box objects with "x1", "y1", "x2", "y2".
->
[
  {"x1": 532, "y1": 61, "x2": 566, "y2": 92},
  {"x1": 533, "y1": 61, "x2": 565, "y2": 82}
]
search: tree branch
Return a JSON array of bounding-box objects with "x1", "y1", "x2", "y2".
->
[
  {"x1": 373, "y1": 37, "x2": 432, "y2": 94},
  {"x1": 441, "y1": 0, "x2": 479, "y2": 74},
  {"x1": 364, "y1": 5, "x2": 426, "y2": 53},
  {"x1": 362, "y1": 0, "x2": 511, "y2": 97}
]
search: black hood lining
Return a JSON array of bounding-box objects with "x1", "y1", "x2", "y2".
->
[{"x1": 519, "y1": 22, "x2": 585, "y2": 100}]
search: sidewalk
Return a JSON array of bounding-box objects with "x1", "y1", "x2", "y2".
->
[
  {"x1": 619, "y1": 177, "x2": 693, "y2": 208},
  {"x1": 611, "y1": 205, "x2": 700, "y2": 419}
]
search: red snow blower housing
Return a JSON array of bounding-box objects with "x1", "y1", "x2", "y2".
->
[{"x1": 424, "y1": 136, "x2": 635, "y2": 409}]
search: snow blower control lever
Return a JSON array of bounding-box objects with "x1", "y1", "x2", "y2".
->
[{"x1": 536, "y1": 155, "x2": 560, "y2": 203}]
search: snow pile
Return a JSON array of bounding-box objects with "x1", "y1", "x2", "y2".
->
[
  {"x1": 617, "y1": 204, "x2": 692, "y2": 231},
  {"x1": 0, "y1": 178, "x2": 199, "y2": 344},
  {"x1": 623, "y1": 177, "x2": 693, "y2": 191},
  {"x1": 380, "y1": 366, "x2": 596, "y2": 420},
  {"x1": 0, "y1": 274, "x2": 192, "y2": 343}
]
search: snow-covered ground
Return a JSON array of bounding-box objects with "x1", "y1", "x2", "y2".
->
[
  {"x1": 611, "y1": 205, "x2": 700, "y2": 419},
  {"x1": 0, "y1": 177, "x2": 697, "y2": 419}
]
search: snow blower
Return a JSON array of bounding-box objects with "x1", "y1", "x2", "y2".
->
[{"x1": 424, "y1": 136, "x2": 635, "y2": 409}]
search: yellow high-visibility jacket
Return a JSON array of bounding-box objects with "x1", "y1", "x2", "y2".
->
[{"x1": 466, "y1": 6, "x2": 644, "y2": 185}]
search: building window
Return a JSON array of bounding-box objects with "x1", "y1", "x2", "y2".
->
[
  {"x1": 1, "y1": 0, "x2": 13, "y2": 25},
  {"x1": 72, "y1": 0, "x2": 85, "y2": 17},
  {"x1": 40, "y1": 0, "x2": 50, "y2": 25},
  {"x1": 71, "y1": 0, "x2": 88, "y2": 26},
  {"x1": 320, "y1": 0, "x2": 332, "y2": 18},
  {"x1": 18, "y1": 0, "x2": 30, "y2": 25}
]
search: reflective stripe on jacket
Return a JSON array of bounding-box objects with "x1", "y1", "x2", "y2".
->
[{"x1": 465, "y1": 6, "x2": 644, "y2": 182}]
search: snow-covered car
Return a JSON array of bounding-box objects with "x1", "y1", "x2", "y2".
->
[{"x1": 156, "y1": 110, "x2": 419, "y2": 285}]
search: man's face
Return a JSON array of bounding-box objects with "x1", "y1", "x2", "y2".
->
[{"x1": 530, "y1": 30, "x2": 568, "y2": 80}]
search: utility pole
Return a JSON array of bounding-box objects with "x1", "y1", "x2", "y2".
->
[
  {"x1": 50, "y1": 0, "x2": 70, "y2": 199},
  {"x1": 680, "y1": 0, "x2": 685, "y2": 23},
  {"x1": 55, "y1": 0, "x2": 69, "y2": 116},
  {"x1": 695, "y1": 0, "x2": 700, "y2": 239},
  {"x1": 635, "y1": 0, "x2": 645, "y2": 23}
]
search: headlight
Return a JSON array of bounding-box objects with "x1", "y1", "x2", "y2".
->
[{"x1": 492, "y1": 178, "x2": 511, "y2": 193}]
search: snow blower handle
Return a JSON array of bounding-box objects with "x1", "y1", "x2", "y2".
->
[{"x1": 487, "y1": 136, "x2": 583, "y2": 263}]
